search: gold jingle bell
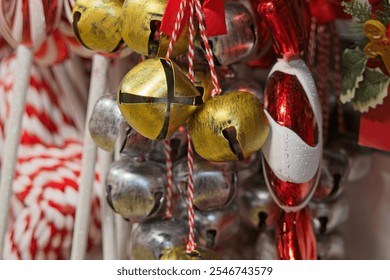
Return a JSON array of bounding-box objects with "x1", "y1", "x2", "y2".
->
[
  {"x1": 160, "y1": 245, "x2": 219, "y2": 260},
  {"x1": 179, "y1": 63, "x2": 214, "y2": 102},
  {"x1": 72, "y1": 0, "x2": 124, "y2": 53},
  {"x1": 121, "y1": 0, "x2": 189, "y2": 57},
  {"x1": 118, "y1": 58, "x2": 202, "y2": 140},
  {"x1": 188, "y1": 91, "x2": 269, "y2": 162}
]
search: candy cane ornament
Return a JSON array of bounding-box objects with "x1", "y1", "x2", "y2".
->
[{"x1": 0, "y1": 0, "x2": 63, "y2": 258}]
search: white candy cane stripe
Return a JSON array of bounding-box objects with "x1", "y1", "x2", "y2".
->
[
  {"x1": 34, "y1": 29, "x2": 69, "y2": 67},
  {"x1": 63, "y1": 0, "x2": 76, "y2": 24},
  {"x1": 0, "y1": 0, "x2": 63, "y2": 49}
]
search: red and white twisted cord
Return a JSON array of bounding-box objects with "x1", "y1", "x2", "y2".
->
[
  {"x1": 194, "y1": 0, "x2": 221, "y2": 96},
  {"x1": 164, "y1": 139, "x2": 173, "y2": 219},
  {"x1": 165, "y1": 0, "x2": 188, "y2": 60}
]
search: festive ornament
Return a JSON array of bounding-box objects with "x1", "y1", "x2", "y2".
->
[
  {"x1": 310, "y1": 194, "x2": 348, "y2": 235},
  {"x1": 89, "y1": 94, "x2": 128, "y2": 153},
  {"x1": 205, "y1": 1, "x2": 256, "y2": 65},
  {"x1": 105, "y1": 158, "x2": 166, "y2": 222},
  {"x1": 276, "y1": 207, "x2": 317, "y2": 260},
  {"x1": 237, "y1": 172, "x2": 279, "y2": 231},
  {"x1": 189, "y1": 91, "x2": 269, "y2": 162},
  {"x1": 72, "y1": 0, "x2": 124, "y2": 53},
  {"x1": 174, "y1": 158, "x2": 237, "y2": 211},
  {"x1": 130, "y1": 218, "x2": 190, "y2": 260},
  {"x1": 364, "y1": 20, "x2": 390, "y2": 73},
  {"x1": 118, "y1": 58, "x2": 202, "y2": 140},
  {"x1": 121, "y1": 0, "x2": 189, "y2": 57},
  {"x1": 33, "y1": 29, "x2": 69, "y2": 67},
  {"x1": 160, "y1": 245, "x2": 218, "y2": 260},
  {"x1": 259, "y1": 0, "x2": 322, "y2": 212}
]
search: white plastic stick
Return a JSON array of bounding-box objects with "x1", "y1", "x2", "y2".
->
[
  {"x1": 0, "y1": 45, "x2": 33, "y2": 258},
  {"x1": 97, "y1": 149, "x2": 117, "y2": 260},
  {"x1": 65, "y1": 54, "x2": 89, "y2": 107},
  {"x1": 71, "y1": 54, "x2": 109, "y2": 260},
  {"x1": 52, "y1": 64, "x2": 86, "y2": 134}
]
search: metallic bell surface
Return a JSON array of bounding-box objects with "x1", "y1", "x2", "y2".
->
[
  {"x1": 254, "y1": 231, "x2": 277, "y2": 260},
  {"x1": 221, "y1": 76, "x2": 264, "y2": 103},
  {"x1": 121, "y1": 129, "x2": 155, "y2": 159},
  {"x1": 174, "y1": 158, "x2": 237, "y2": 211},
  {"x1": 316, "y1": 232, "x2": 346, "y2": 260},
  {"x1": 310, "y1": 194, "x2": 349, "y2": 235},
  {"x1": 206, "y1": 1, "x2": 255, "y2": 65},
  {"x1": 105, "y1": 158, "x2": 166, "y2": 223},
  {"x1": 160, "y1": 246, "x2": 219, "y2": 260},
  {"x1": 194, "y1": 203, "x2": 241, "y2": 249},
  {"x1": 121, "y1": 0, "x2": 189, "y2": 57},
  {"x1": 276, "y1": 207, "x2": 317, "y2": 260},
  {"x1": 313, "y1": 147, "x2": 349, "y2": 202},
  {"x1": 189, "y1": 91, "x2": 269, "y2": 162},
  {"x1": 238, "y1": 172, "x2": 279, "y2": 231},
  {"x1": 89, "y1": 94, "x2": 128, "y2": 153},
  {"x1": 130, "y1": 218, "x2": 189, "y2": 260},
  {"x1": 118, "y1": 58, "x2": 201, "y2": 140},
  {"x1": 72, "y1": 0, "x2": 124, "y2": 53}
]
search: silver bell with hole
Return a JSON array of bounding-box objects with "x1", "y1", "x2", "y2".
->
[
  {"x1": 89, "y1": 94, "x2": 128, "y2": 153},
  {"x1": 130, "y1": 218, "x2": 190, "y2": 260},
  {"x1": 310, "y1": 194, "x2": 349, "y2": 235},
  {"x1": 105, "y1": 157, "x2": 166, "y2": 223},
  {"x1": 174, "y1": 158, "x2": 237, "y2": 211},
  {"x1": 237, "y1": 172, "x2": 279, "y2": 231}
]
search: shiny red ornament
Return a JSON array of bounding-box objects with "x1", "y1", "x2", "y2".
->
[
  {"x1": 257, "y1": 0, "x2": 307, "y2": 61},
  {"x1": 276, "y1": 207, "x2": 317, "y2": 260}
]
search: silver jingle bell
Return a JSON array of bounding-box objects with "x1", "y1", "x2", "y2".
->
[
  {"x1": 312, "y1": 147, "x2": 349, "y2": 202},
  {"x1": 105, "y1": 157, "x2": 166, "y2": 223},
  {"x1": 221, "y1": 77, "x2": 264, "y2": 103},
  {"x1": 130, "y1": 218, "x2": 190, "y2": 260},
  {"x1": 194, "y1": 203, "x2": 241, "y2": 249},
  {"x1": 316, "y1": 231, "x2": 346, "y2": 260},
  {"x1": 254, "y1": 230, "x2": 277, "y2": 260},
  {"x1": 174, "y1": 158, "x2": 237, "y2": 211},
  {"x1": 206, "y1": 1, "x2": 255, "y2": 65},
  {"x1": 89, "y1": 94, "x2": 128, "y2": 152},
  {"x1": 237, "y1": 172, "x2": 279, "y2": 231},
  {"x1": 121, "y1": 129, "x2": 155, "y2": 159},
  {"x1": 310, "y1": 194, "x2": 349, "y2": 235}
]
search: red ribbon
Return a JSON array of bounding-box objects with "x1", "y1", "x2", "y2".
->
[{"x1": 160, "y1": 0, "x2": 227, "y2": 38}]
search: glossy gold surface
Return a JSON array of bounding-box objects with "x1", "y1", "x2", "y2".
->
[
  {"x1": 72, "y1": 0, "x2": 123, "y2": 52},
  {"x1": 188, "y1": 91, "x2": 269, "y2": 162},
  {"x1": 121, "y1": 0, "x2": 189, "y2": 57},
  {"x1": 118, "y1": 58, "x2": 201, "y2": 140},
  {"x1": 160, "y1": 245, "x2": 219, "y2": 260}
]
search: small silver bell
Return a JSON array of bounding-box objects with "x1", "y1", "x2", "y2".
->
[
  {"x1": 121, "y1": 129, "x2": 155, "y2": 159},
  {"x1": 174, "y1": 158, "x2": 237, "y2": 211},
  {"x1": 312, "y1": 147, "x2": 349, "y2": 202},
  {"x1": 89, "y1": 94, "x2": 128, "y2": 152},
  {"x1": 105, "y1": 157, "x2": 166, "y2": 223},
  {"x1": 194, "y1": 203, "x2": 241, "y2": 249},
  {"x1": 310, "y1": 194, "x2": 349, "y2": 235},
  {"x1": 316, "y1": 232, "x2": 346, "y2": 260},
  {"x1": 237, "y1": 172, "x2": 279, "y2": 231},
  {"x1": 206, "y1": 1, "x2": 256, "y2": 65},
  {"x1": 254, "y1": 231, "x2": 277, "y2": 260},
  {"x1": 130, "y1": 218, "x2": 190, "y2": 260}
]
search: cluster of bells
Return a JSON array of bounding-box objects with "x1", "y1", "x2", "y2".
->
[{"x1": 73, "y1": 0, "x2": 370, "y2": 259}]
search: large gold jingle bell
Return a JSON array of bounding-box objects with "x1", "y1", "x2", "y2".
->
[
  {"x1": 72, "y1": 0, "x2": 124, "y2": 53},
  {"x1": 160, "y1": 245, "x2": 219, "y2": 260},
  {"x1": 118, "y1": 58, "x2": 202, "y2": 140},
  {"x1": 188, "y1": 91, "x2": 269, "y2": 162},
  {"x1": 122, "y1": 0, "x2": 189, "y2": 57}
]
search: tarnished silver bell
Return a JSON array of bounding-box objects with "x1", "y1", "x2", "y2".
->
[
  {"x1": 234, "y1": 152, "x2": 262, "y2": 182},
  {"x1": 194, "y1": 203, "x2": 241, "y2": 248},
  {"x1": 312, "y1": 147, "x2": 349, "y2": 202},
  {"x1": 89, "y1": 94, "x2": 128, "y2": 153},
  {"x1": 206, "y1": 1, "x2": 255, "y2": 65},
  {"x1": 174, "y1": 158, "x2": 237, "y2": 211},
  {"x1": 105, "y1": 158, "x2": 166, "y2": 223},
  {"x1": 130, "y1": 218, "x2": 190, "y2": 260},
  {"x1": 238, "y1": 172, "x2": 279, "y2": 231},
  {"x1": 121, "y1": 129, "x2": 155, "y2": 159},
  {"x1": 316, "y1": 232, "x2": 346, "y2": 260},
  {"x1": 254, "y1": 231, "x2": 277, "y2": 260},
  {"x1": 310, "y1": 194, "x2": 349, "y2": 235}
]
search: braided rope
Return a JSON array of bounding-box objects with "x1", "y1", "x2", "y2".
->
[{"x1": 165, "y1": 0, "x2": 188, "y2": 60}]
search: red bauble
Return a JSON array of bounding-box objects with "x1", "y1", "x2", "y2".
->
[{"x1": 276, "y1": 207, "x2": 317, "y2": 260}]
